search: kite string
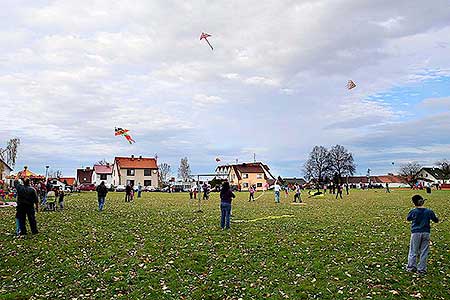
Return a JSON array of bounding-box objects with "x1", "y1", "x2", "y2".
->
[{"x1": 253, "y1": 189, "x2": 267, "y2": 201}]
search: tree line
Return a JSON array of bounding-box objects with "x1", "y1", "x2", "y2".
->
[{"x1": 303, "y1": 145, "x2": 356, "y2": 188}]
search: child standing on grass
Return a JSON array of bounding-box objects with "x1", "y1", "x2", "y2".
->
[
  {"x1": 220, "y1": 181, "x2": 235, "y2": 230},
  {"x1": 273, "y1": 182, "x2": 281, "y2": 203},
  {"x1": 406, "y1": 195, "x2": 439, "y2": 274},
  {"x1": 46, "y1": 190, "x2": 56, "y2": 211},
  {"x1": 293, "y1": 184, "x2": 302, "y2": 203},
  {"x1": 248, "y1": 185, "x2": 255, "y2": 201}
]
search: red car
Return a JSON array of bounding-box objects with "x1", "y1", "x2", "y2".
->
[{"x1": 78, "y1": 183, "x2": 96, "y2": 191}]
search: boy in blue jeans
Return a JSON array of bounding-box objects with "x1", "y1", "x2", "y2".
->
[{"x1": 406, "y1": 195, "x2": 439, "y2": 274}]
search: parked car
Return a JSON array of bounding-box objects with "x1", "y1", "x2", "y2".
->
[
  {"x1": 78, "y1": 183, "x2": 96, "y2": 191},
  {"x1": 144, "y1": 186, "x2": 156, "y2": 192},
  {"x1": 115, "y1": 185, "x2": 126, "y2": 192}
]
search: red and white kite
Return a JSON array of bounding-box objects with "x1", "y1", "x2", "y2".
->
[
  {"x1": 347, "y1": 80, "x2": 357, "y2": 90},
  {"x1": 200, "y1": 32, "x2": 213, "y2": 50}
]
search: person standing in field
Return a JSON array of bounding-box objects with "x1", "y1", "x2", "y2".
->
[
  {"x1": 406, "y1": 195, "x2": 439, "y2": 274},
  {"x1": 130, "y1": 183, "x2": 135, "y2": 201},
  {"x1": 385, "y1": 183, "x2": 390, "y2": 193},
  {"x1": 273, "y1": 181, "x2": 281, "y2": 203},
  {"x1": 14, "y1": 177, "x2": 39, "y2": 235},
  {"x1": 345, "y1": 183, "x2": 349, "y2": 195},
  {"x1": 137, "y1": 183, "x2": 142, "y2": 198},
  {"x1": 96, "y1": 181, "x2": 108, "y2": 211},
  {"x1": 248, "y1": 185, "x2": 255, "y2": 201},
  {"x1": 125, "y1": 184, "x2": 132, "y2": 202},
  {"x1": 335, "y1": 184, "x2": 343, "y2": 199},
  {"x1": 40, "y1": 181, "x2": 48, "y2": 205},
  {"x1": 220, "y1": 181, "x2": 235, "y2": 230},
  {"x1": 293, "y1": 184, "x2": 302, "y2": 203},
  {"x1": 58, "y1": 189, "x2": 65, "y2": 210}
]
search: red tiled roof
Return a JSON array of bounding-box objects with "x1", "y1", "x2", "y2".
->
[
  {"x1": 115, "y1": 156, "x2": 157, "y2": 169},
  {"x1": 94, "y1": 165, "x2": 113, "y2": 174},
  {"x1": 59, "y1": 177, "x2": 76, "y2": 185},
  {"x1": 376, "y1": 175, "x2": 406, "y2": 184}
]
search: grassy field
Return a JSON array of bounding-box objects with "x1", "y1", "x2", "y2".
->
[{"x1": 1, "y1": 189, "x2": 449, "y2": 299}]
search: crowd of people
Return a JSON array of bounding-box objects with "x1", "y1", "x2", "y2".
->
[{"x1": 7, "y1": 175, "x2": 442, "y2": 275}]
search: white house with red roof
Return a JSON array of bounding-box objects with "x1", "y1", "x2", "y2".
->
[
  {"x1": 112, "y1": 155, "x2": 158, "y2": 188},
  {"x1": 92, "y1": 164, "x2": 113, "y2": 188},
  {"x1": 215, "y1": 162, "x2": 275, "y2": 191}
]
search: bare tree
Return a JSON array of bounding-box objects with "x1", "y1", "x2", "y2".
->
[
  {"x1": 328, "y1": 145, "x2": 356, "y2": 183},
  {"x1": 96, "y1": 159, "x2": 110, "y2": 165},
  {"x1": 178, "y1": 157, "x2": 191, "y2": 182},
  {"x1": 399, "y1": 162, "x2": 422, "y2": 187},
  {"x1": 158, "y1": 163, "x2": 171, "y2": 184},
  {"x1": 0, "y1": 138, "x2": 20, "y2": 168},
  {"x1": 48, "y1": 169, "x2": 63, "y2": 179},
  {"x1": 435, "y1": 159, "x2": 450, "y2": 178},
  {"x1": 303, "y1": 146, "x2": 331, "y2": 190}
]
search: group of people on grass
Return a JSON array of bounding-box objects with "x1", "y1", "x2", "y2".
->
[
  {"x1": 219, "y1": 178, "x2": 439, "y2": 274},
  {"x1": 10, "y1": 175, "x2": 441, "y2": 275},
  {"x1": 189, "y1": 182, "x2": 211, "y2": 200}
]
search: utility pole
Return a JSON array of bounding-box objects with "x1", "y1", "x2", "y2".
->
[{"x1": 253, "y1": 153, "x2": 256, "y2": 163}]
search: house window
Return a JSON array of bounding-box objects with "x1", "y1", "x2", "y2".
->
[
  {"x1": 144, "y1": 169, "x2": 151, "y2": 176},
  {"x1": 100, "y1": 174, "x2": 107, "y2": 180},
  {"x1": 126, "y1": 180, "x2": 135, "y2": 186},
  {"x1": 257, "y1": 173, "x2": 263, "y2": 179},
  {"x1": 257, "y1": 183, "x2": 263, "y2": 187},
  {"x1": 127, "y1": 169, "x2": 135, "y2": 176},
  {"x1": 243, "y1": 173, "x2": 249, "y2": 179},
  {"x1": 144, "y1": 180, "x2": 152, "y2": 186},
  {"x1": 243, "y1": 182, "x2": 249, "y2": 188}
]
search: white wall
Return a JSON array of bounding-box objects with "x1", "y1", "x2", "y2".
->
[{"x1": 92, "y1": 172, "x2": 113, "y2": 188}]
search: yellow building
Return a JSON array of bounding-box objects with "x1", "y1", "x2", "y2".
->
[{"x1": 216, "y1": 162, "x2": 275, "y2": 191}]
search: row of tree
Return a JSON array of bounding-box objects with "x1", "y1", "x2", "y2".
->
[
  {"x1": 303, "y1": 145, "x2": 356, "y2": 186},
  {"x1": 158, "y1": 157, "x2": 191, "y2": 184}
]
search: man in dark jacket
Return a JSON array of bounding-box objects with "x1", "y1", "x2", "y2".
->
[
  {"x1": 96, "y1": 181, "x2": 108, "y2": 211},
  {"x1": 125, "y1": 184, "x2": 132, "y2": 202},
  {"x1": 15, "y1": 178, "x2": 39, "y2": 235}
]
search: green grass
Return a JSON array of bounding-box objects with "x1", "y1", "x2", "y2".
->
[{"x1": 1, "y1": 190, "x2": 449, "y2": 299}]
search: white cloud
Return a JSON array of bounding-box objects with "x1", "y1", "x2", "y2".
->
[
  {"x1": 192, "y1": 94, "x2": 225, "y2": 107},
  {"x1": 1, "y1": 0, "x2": 450, "y2": 176},
  {"x1": 420, "y1": 97, "x2": 450, "y2": 110}
]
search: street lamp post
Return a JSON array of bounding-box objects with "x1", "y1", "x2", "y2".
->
[{"x1": 45, "y1": 165, "x2": 49, "y2": 181}]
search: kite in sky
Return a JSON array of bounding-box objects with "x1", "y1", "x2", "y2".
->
[
  {"x1": 215, "y1": 157, "x2": 221, "y2": 162},
  {"x1": 115, "y1": 127, "x2": 135, "y2": 144},
  {"x1": 347, "y1": 80, "x2": 357, "y2": 90},
  {"x1": 200, "y1": 32, "x2": 213, "y2": 50}
]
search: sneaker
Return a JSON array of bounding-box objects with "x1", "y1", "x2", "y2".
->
[
  {"x1": 406, "y1": 266, "x2": 417, "y2": 273},
  {"x1": 417, "y1": 270, "x2": 427, "y2": 275}
]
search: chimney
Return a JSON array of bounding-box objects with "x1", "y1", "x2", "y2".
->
[
  {"x1": 131, "y1": 155, "x2": 134, "y2": 160},
  {"x1": 139, "y1": 155, "x2": 142, "y2": 160}
]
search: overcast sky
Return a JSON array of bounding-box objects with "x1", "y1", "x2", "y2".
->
[{"x1": 1, "y1": 0, "x2": 450, "y2": 178}]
